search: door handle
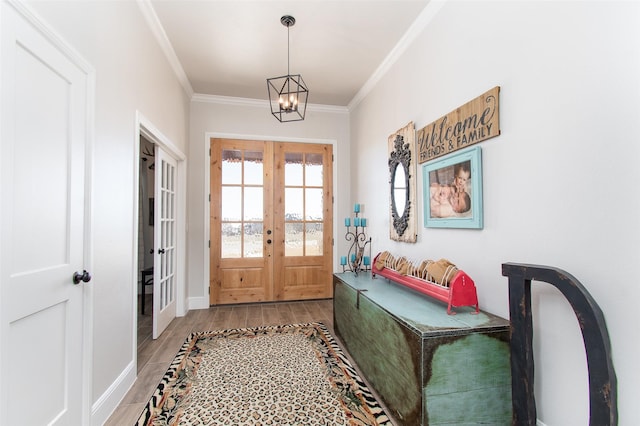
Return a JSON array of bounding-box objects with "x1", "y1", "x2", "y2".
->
[{"x1": 72, "y1": 270, "x2": 92, "y2": 284}]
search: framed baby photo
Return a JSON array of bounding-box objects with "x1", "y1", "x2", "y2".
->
[{"x1": 422, "y1": 146, "x2": 483, "y2": 229}]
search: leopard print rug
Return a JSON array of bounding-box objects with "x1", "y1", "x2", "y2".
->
[{"x1": 136, "y1": 322, "x2": 392, "y2": 425}]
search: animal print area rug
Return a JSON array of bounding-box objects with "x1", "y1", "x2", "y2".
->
[{"x1": 136, "y1": 322, "x2": 392, "y2": 425}]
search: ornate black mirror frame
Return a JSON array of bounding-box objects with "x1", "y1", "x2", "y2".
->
[
  {"x1": 389, "y1": 134, "x2": 411, "y2": 237},
  {"x1": 388, "y1": 122, "x2": 417, "y2": 243}
]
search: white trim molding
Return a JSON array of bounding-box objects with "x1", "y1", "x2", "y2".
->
[
  {"x1": 137, "y1": 0, "x2": 444, "y2": 113},
  {"x1": 91, "y1": 361, "x2": 136, "y2": 426},
  {"x1": 348, "y1": 0, "x2": 448, "y2": 111},
  {"x1": 191, "y1": 93, "x2": 348, "y2": 115},
  {"x1": 136, "y1": 0, "x2": 194, "y2": 98}
]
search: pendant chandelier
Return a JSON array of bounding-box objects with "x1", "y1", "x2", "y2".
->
[{"x1": 266, "y1": 15, "x2": 309, "y2": 122}]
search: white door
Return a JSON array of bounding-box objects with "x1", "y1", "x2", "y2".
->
[
  {"x1": 0, "y1": 2, "x2": 92, "y2": 425},
  {"x1": 153, "y1": 147, "x2": 177, "y2": 338}
]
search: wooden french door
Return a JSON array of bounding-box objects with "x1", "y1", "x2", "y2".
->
[{"x1": 210, "y1": 138, "x2": 333, "y2": 305}]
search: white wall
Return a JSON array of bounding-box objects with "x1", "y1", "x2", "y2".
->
[
  {"x1": 350, "y1": 1, "x2": 639, "y2": 425},
  {"x1": 187, "y1": 99, "x2": 350, "y2": 308},
  {"x1": 24, "y1": 1, "x2": 190, "y2": 424}
]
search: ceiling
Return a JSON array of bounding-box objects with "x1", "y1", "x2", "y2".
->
[{"x1": 147, "y1": 0, "x2": 431, "y2": 107}]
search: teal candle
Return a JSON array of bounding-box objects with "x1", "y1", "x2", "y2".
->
[
  {"x1": 354, "y1": 217, "x2": 361, "y2": 227},
  {"x1": 361, "y1": 218, "x2": 367, "y2": 227},
  {"x1": 340, "y1": 256, "x2": 347, "y2": 265},
  {"x1": 354, "y1": 203, "x2": 360, "y2": 213},
  {"x1": 344, "y1": 217, "x2": 351, "y2": 227},
  {"x1": 350, "y1": 253, "x2": 356, "y2": 262},
  {"x1": 363, "y1": 256, "x2": 371, "y2": 266}
]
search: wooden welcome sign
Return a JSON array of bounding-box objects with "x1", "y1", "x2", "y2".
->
[{"x1": 417, "y1": 86, "x2": 500, "y2": 164}]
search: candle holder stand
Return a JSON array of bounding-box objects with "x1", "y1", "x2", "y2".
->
[{"x1": 341, "y1": 210, "x2": 372, "y2": 276}]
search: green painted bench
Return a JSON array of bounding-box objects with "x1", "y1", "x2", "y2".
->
[{"x1": 333, "y1": 272, "x2": 512, "y2": 425}]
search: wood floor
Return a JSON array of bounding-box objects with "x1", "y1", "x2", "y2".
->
[{"x1": 105, "y1": 298, "x2": 335, "y2": 425}]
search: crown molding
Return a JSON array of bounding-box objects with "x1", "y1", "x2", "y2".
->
[
  {"x1": 137, "y1": 0, "x2": 444, "y2": 114},
  {"x1": 347, "y1": 0, "x2": 447, "y2": 111},
  {"x1": 137, "y1": 0, "x2": 194, "y2": 98},
  {"x1": 191, "y1": 94, "x2": 348, "y2": 114}
]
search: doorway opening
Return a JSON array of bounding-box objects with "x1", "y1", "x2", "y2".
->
[
  {"x1": 137, "y1": 135, "x2": 155, "y2": 367},
  {"x1": 134, "y1": 113, "x2": 186, "y2": 372}
]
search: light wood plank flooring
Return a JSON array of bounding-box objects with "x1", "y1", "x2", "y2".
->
[{"x1": 105, "y1": 299, "x2": 334, "y2": 425}]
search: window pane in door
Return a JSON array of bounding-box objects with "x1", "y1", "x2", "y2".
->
[
  {"x1": 305, "y1": 153, "x2": 323, "y2": 186},
  {"x1": 221, "y1": 186, "x2": 241, "y2": 221},
  {"x1": 285, "y1": 187, "x2": 303, "y2": 221},
  {"x1": 222, "y1": 150, "x2": 242, "y2": 184},
  {"x1": 305, "y1": 223, "x2": 323, "y2": 255},
  {"x1": 305, "y1": 188, "x2": 323, "y2": 220},
  {"x1": 284, "y1": 152, "x2": 303, "y2": 186},
  {"x1": 244, "y1": 187, "x2": 263, "y2": 221},
  {"x1": 244, "y1": 151, "x2": 263, "y2": 185},
  {"x1": 285, "y1": 222, "x2": 303, "y2": 256},
  {"x1": 221, "y1": 223, "x2": 241, "y2": 258},
  {"x1": 244, "y1": 223, "x2": 263, "y2": 257}
]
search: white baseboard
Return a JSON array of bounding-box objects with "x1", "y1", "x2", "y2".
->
[
  {"x1": 188, "y1": 295, "x2": 210, "y2": 310},
  {"x1": 90, "y1": 360, "x2": 136, "y2": 426}
]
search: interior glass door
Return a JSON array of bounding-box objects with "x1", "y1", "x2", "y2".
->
[{"x1": 153, "y1": 147, "x2": 177, "y2": 338}]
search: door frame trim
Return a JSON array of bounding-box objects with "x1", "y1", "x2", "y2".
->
[
  {"x1": 201, "y1": 132, "x2": 338, "y2": 308},
  {"x1": 133, "y1": 111, "x2": 187, "y2": 337}
]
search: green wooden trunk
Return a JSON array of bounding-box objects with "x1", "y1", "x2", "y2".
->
[{"x1": 333, "y1": 273, "x2": 512, "y2": 425}]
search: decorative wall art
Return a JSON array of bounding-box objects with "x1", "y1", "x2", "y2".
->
[
  {"x1": 422, "y1": 146, "x2": 483, "y2": 229},
  {"x1": 388, "y1": 122, "x2": 417, "y2": 242},
  {"x1": 417, "y1": 86, "x2": 500, "y2": 164}
]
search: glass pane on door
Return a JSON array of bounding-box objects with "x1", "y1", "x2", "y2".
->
[
  {"x1": 305, "y1": 223, "x2": 323, "y2": 256},
  {"x1": 285, "y1": 223, "x2": 303, "y2": 256},
  {"x1": 244, "y1": 222, "x2": 263, "y2": 258},
  {"x1": 305, "y1": 188, "x2": 323, "y2": 220},
  {"x1": 285, "y1": 187, "x2": 303, "y2": 221},
  {"x1": 284, "y1": 153, "x2": 324, "y2": 257},
  {"x1": 221, "y1": 149, "x2": 264, "y2": 259},
  {"x1": 284, "y1": 152, "x2": 303, "y2": 186},
  {"x1": 305, "y1": 153, "x2": 323, "y2": 186},
  {"x1": 222, "y1": 149, "x2": 242, "y2": 184},
  {"x1": 244, "y1": 151, "x2": 263, "y2": 185}
]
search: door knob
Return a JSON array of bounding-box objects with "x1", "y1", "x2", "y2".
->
[
  {"x1": 267, "y1": 239, "x2": 272, "y2": 244},
  {"x1": 72, "y1": 270, "x2": 92, "y2": 284}
]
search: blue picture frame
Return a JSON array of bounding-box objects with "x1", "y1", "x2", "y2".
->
[{"x1": 422, "y1": 146, "x2": 483, "y2": 229}]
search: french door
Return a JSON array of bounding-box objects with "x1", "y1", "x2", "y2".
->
[
  {"x1": 152, "y1": 147, "x2": 177, "y2": 338},
  {"x1": 210, "y1": 139, "x2": 333, "y2": 305}
]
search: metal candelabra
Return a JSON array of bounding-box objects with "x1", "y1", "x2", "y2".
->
[{"x1": 341, "y1": 204, "x2": 372, "y2": 276}]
